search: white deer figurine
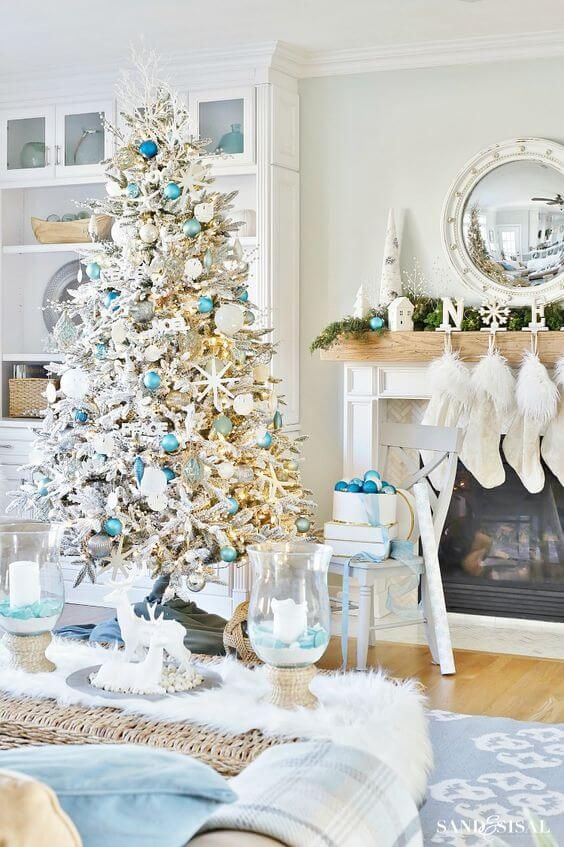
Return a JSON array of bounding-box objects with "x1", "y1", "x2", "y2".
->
[
  {"x1": 104, "y1": 578, "x2": 193, "y2": 671},
  {"x1": 91, "y1": 615, "x2": 168, "y2": 695}
]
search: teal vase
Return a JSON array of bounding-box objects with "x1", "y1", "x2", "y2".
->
[
  {"x1": 20, "y1": 141, "x2": 46, "y2": 168},
  {"x1": 218, "y1": 123, "x2": 244, "y2": 154}
]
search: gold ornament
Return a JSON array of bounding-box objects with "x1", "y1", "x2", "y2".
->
[{"x1": 166, "y1": 390, "x2": 191, "y2": 410}]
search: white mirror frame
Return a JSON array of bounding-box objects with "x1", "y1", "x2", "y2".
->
[{"x1": 442, "y1": 137, "x2": 564, "y2": 306}]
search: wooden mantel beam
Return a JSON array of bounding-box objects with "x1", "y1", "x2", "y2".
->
[{"x1": 319, "y1": 331, "x2": 564, "y2": 366}]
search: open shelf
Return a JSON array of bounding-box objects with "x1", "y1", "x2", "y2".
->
[
  {"x1": 2, "y1": 242, "x2": 93, "y2": 254},
  {"x1": 3, "y1": 353, "x2": 62, "y2": 362}
]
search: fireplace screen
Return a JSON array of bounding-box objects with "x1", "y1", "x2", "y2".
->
[{"x1": 439, "y1": 457, "x2": 564, "y2": 621}]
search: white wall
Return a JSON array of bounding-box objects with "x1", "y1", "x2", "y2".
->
[{"x1": 298, "y1": 56, "x2": 564, "y2": 520}]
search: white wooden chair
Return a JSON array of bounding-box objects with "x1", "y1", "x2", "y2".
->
[{"x1": 329, "y1": 422, "x2": 464, "y2": 675}]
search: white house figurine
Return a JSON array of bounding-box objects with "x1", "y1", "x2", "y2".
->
[{"x1": 387, "y1": 296, "x2": 414, "y2": 331}]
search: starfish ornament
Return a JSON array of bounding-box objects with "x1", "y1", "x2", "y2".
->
[
  {"x1": 256, "y1": 464, "x2": 293, "y2": 501},
  {"x1": 192, "y1": 358, "x2": 237, "y2": 411},
  {"x1": 99, "y1": 536, "x2": 134, "y2": 580}
]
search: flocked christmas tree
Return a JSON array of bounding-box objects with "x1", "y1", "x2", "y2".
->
[
  {"x1": 13, "y1": 64, "x2": 314, "y2": 596},
  {"x1": 466, "y1": 205, "x2": 508, "y2": 287}
]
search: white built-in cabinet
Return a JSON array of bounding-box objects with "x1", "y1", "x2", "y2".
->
[{"x1": 0, "y1": 51, "x2": 301, "y2": 616}]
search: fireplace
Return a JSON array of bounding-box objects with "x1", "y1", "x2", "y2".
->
[{"x1": 439, "y1": 455, "x2": 564, "y2": 622}]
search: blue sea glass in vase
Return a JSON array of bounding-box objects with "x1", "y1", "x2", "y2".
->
[
  {"x1": 0, "y1": 521, "x2": 64, "y2": 672},
  {"x1": 217, "y1": 123, "x2": 244, "y2": 155}
]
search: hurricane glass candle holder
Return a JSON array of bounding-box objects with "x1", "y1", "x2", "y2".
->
[
  {"x1": 0, "y1": 521, "x2": 64, "y2": 672},
  {"x1": 247, "y1": 542, "x2": 332, "y2": 708}
]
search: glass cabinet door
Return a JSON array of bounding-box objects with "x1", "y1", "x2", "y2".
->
[
  {"x1": 55, "y1": 101, "x2": 114, "y2": 177},
  {"x1": 190, "y1": 88, "x2": 255, "y2": 167},
  {"x1": 0, "y1": 107, "x2": 55, "y2": 180}
]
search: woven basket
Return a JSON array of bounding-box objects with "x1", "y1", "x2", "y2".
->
[
  {"x1": 9, "y1": 379, "x2": 50, "y2": 418},
  {"x1": 223, "y1": 601, "x2": 260, "y2": 664},
  {"x1": 31, "y1": 214, "x2": 113, "y2": 244}
]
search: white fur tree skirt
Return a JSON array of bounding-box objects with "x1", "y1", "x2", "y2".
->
[{"x1": 0, "y1": 637, "x2": 431, "y2": 803}]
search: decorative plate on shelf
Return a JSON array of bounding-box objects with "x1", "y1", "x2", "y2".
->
[
  {"x1": 42, "y1": 260, "x2": 82, "y2": 333},
  {"x1": 65, "y1": 663, "x2": 222, "y2": 701}
]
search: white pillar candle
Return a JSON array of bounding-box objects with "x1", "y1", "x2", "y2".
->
[
  {"x1": 9, "y1": 560, "x2": 41, "y2": 609},
  {"x1": 271, "y1": 598, "x2": 308, "y2": 644}
]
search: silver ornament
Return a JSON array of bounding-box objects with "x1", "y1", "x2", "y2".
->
[
  {"x1": 235, "y1": 465, "x2": 254, "y2": 483},
  {"x1": 184, "y1": 457, "x2": 204, "y2": 483},
  {"x1": 87, "y1": 533, "x2": 113, "y2": 559},
  {"x1": 187, "y1": 571, "x2": 206, "y2": 592},
  {"x1": 130, "y1": 300, "x2": 154, "y2": 323}
]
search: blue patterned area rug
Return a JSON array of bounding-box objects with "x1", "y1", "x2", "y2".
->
[{"x1": 422, "y1": 710, "x2": 564, "y2": 845}]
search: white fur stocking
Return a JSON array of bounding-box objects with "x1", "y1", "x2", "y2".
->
[
  {"x1": 421, "y1": 351, "x2": 470, "y2": 490},
  {"x1": 460, "y1": 350, "x2": 515, "y2": 488},
  {"x1": 541, "y1": 356, "x2": 564, "y2": 485},
  {"x1": 503, "y1": 351, "x2": 559, "y2": 494}
]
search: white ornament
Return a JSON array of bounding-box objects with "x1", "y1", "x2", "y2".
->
[
  {"x1": 144, "y1": 345, "x2": 162, "y2": 363},
  {"x1": 388, "y1": 296, "x2": 414, "y2": 332},
  {"x1": 193, "y1": 358, "x2": 237, "y2": 412},
  {"x1": 93, "y1": 434, "x2": 115, "y2": 456},
  {"x1": 111, "y1": 320, "x2": 128, "y2": 344},
  {"x1": 111, "y1": 220, "x2": 135, "y2": 247},
  {"x1": 107, "y1": 492, "x2": 119, "y2": 510},
  {"x1": 139, "y1": 222, "x2": 159, "y2": 244},
  {"x1": 379, "y1": 209, "x2": 402, "y2": 306},
  {"x1": 45, "y1": 382, "x2": 57, "y2": 404},
  {"x1": 215, "y1": 304, "x2": 244, "y2": 336},
  {"x1": 352, "y1": 285, "x2": 371, "y2": 319},
  {"x1": 233, "y1": 393, "x2": 254, "y2": 416},
  {"x1": 140, "y1": 466, "x2": 168, "y2": 496},
  {"x1": 437, "y1": 297, "x2": 464, "y2": 332},
  {"x1": 184, "y1": 258, "x2": 203, "y2": 280},
  {"x1": 194, "y1": 202, "x2": 214, "y2": 223},
  {"x1": 60, "y1": 368, "x2": 90, "y2": 400},
  {"x1": 148, "y1": 493, "x2": 168, "y2": 511},
  {"x1": 105, "y1": 180, "x2": 122, "y2": 198},
  {"x1": 217, "y1": 461, "x2": 235, "y2": 480}
]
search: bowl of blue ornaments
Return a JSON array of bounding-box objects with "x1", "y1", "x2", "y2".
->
[{"x1": 332, "y1": 469, "x2": 397, "y2": 526}]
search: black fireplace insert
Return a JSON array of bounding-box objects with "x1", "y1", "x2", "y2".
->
[{"x1": 438, "y1": 456, "x2": 564, "y2": 622}]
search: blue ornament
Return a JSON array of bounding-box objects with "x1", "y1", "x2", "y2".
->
[
  {"x1": 347, "y1": 483, "x2": 362, "y2": 493},
  {"x1": 362, "y1": 480, "x2": 379, "y2": 494},
  {"x1": 95, "y1": 343, "x2": 107, "y2": 359},
  {"x1": 351, "y1": 477, "x2": 364, "y2": 487},
  {"x1": 163, "y1": 182, "x2": 181, "y2": 200},
  {"x1": 382, "y1": 484, "x2": 396, "y2": 494},
  {"x1": 183, "y1": 218, "x2": 202, "y2": 237},
  {"x1": 238, "y1": 289, "x2": 249, "y2": 302},
  {"x1": 220, "y1": 545, "x2": 238, "y2": 563},
  {"x1": 126, "y1": 182, "x2": 140, "y2": 198},
  {"x1": 37, "y1": 477, "x2": 50, "y2": 497},
  {"x1": 257, "y1": 431, "x2": 272, "y2": 449},
  {"x1": 184, "y1": 457, "x2": 204, "y2": 483},
  {"x1": 334, "y1": 480, "x2": 349, "y2": 492},
  {"x1": 163, "y1": 466, "x2": 176, "y2": 482},
  {"x1": 363, "y1": 469, "x2": 381, "y2": 482},
  {"x1": 203, "y1": 249, "x2": 213, "y2": 270},
  {"x1": 213, "y1": 415, "x2": 233, "y2": 436},
  {"x1": 85, "y1": 262, "x2": 101, "y2": 280},
  {"x1": 226, "y1": 497, "x2": 239, "y2": 515},
  {"x1": 104, "y1": 290, "x2": 120, "y2": 310},
  {"x1": 160, "y1": 433, "x2": 179, "y2": 453},
  {"x1": 273, "y1": 410, "x2": 283, "y2": 430},
  {"x1": 295, "y1": 517, "x2": 311, "y2": 533},
  {"x1": 138, "y1": 139, "x2": 158, "y2": 159},
  {"x1": 134, "y1": 457, "x2": 145, "y2": 485},
  {"x1": 369, "y1": 315, "x2": 385, "y2": 331},
  {"x1": 143, "y1": 370, "x2": 161, "y2": 391},
  {"x1": 74, "y1": 409, "x2": 88, "y2": 423},
  {"x1": 103, "y1": 517, "x2": 123, "y2": 537},
  {"x1": 198, "y1": 296, "x2": 214, "y2": 314}
]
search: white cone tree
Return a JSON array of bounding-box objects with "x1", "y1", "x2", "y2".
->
[{"x1": 16, "y1": 76, "x2": 314, "y2": 593}]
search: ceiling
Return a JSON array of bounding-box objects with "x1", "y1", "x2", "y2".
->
[{"x1": 2, "y1": 0, "x2": 564, "y2": 78}]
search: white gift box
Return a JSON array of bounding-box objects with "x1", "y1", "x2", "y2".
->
[
  {"x1": 332, "y1": 492, "x2": 398, "y2": 526},
  {"x1": 327, "y1": 538, "x2": 391, "y2": 559},
  {"x1": 324, "y1": 521, "x2": 398, "y2": 543}
]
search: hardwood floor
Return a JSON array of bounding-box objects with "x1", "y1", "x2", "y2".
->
[
  {"x1": 60, "y1": 604, "x2": 564, "y2": 723},
  {"x1": 319, "y1": 639, "x2": 564, "y2": 723}
]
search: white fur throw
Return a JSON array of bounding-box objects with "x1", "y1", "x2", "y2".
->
[{"x1": 0, "y1": 637, "x2": 431, "y2": 804}]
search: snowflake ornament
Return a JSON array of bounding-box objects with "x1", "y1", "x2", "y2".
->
[
  {"x1": 192, "y1": 358, "x2": 238, "y2": 411},
  {"x1": 479, "y1": 299, "x2": 510, "y2": 331},
  {"x1": 99, "y1": 536, "x2": 134, "y2": 580}
]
